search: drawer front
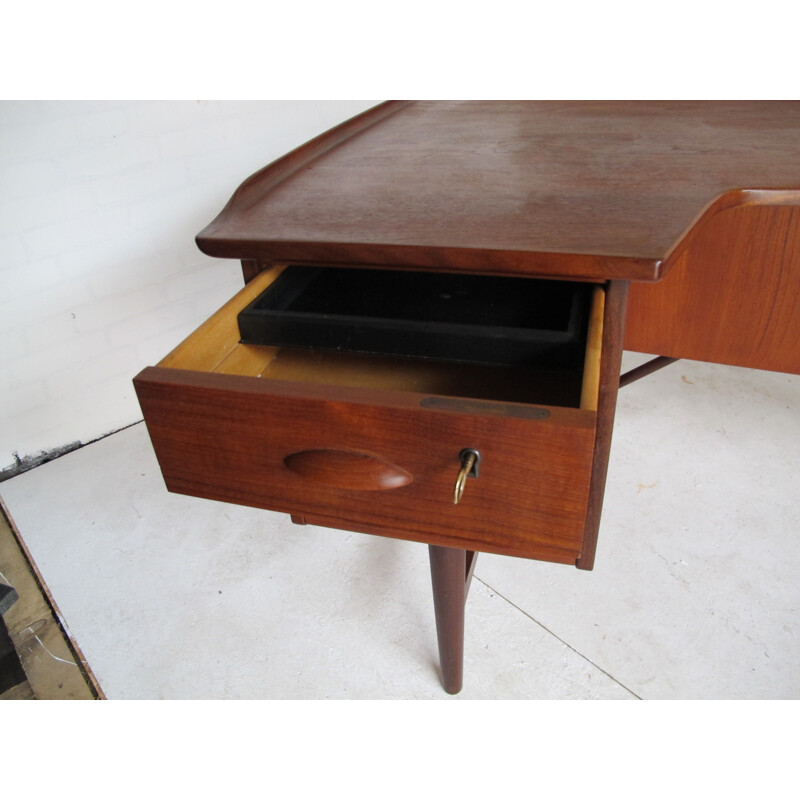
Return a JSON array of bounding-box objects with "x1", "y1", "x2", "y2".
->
[{"x1": 134, "y1": 367, "x2": 596, "y2": 563}]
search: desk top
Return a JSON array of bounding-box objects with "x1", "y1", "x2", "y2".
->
[{"x1": 197, "y1": 101, "x2": 800, "y2": 282}]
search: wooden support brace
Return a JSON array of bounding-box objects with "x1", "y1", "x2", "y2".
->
[{"x1": 619, "y1": 356, "x2": 680, "y2": 388}]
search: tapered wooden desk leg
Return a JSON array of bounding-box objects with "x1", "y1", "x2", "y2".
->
[{"x1": 428, "y1": 544, "x2": 469, "y2": 694}]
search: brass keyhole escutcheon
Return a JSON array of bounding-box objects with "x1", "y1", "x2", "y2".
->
[{"x1": 453, "y1": 449, "x2": 480, "y2": 504}]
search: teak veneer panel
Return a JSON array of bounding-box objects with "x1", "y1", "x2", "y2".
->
[
  {"x1": 134, "y1": 367, "x2": 596, "y2": 562},
  {"x1": 626, "y1": 200, "x2": 800, "y2": 374},
  {"x1": 197, "y1": 101, "x2": 800, "y2": 281}
]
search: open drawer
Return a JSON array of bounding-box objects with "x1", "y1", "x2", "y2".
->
[{"x1": 134, "y1": 266, "x2": 606, "y2": 564}]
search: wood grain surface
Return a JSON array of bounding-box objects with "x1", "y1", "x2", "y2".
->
[
  {"x1": 197, "y1": 101, "x2": 800, "y2": 281},
  {"x1": 626, "y1": 197, "x2": 800, "y2": 374},
  {"x1": 134, "y1": 366, "x2": 596, "y2": 563}
]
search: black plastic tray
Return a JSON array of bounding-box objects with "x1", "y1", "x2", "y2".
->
[{"x1": 237, "y1": 266, "x2": 591, "y2": 367}]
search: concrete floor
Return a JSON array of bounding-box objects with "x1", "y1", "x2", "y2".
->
[{"x1": 1, "y1": 352, "x2": 798, "y2": 699}]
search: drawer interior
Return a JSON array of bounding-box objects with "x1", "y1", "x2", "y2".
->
[
  {"x1": 238, "y1": 266, "x2": 589, "y2": 367},
  {"x1": 158, "y1": 266, "x2": 604, "y2": 410}
]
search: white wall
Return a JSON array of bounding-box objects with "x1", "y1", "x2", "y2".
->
[{"x1": 0, "y1": 100, "x2": 377, "y2": 478}]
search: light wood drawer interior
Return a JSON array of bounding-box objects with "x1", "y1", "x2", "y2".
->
[{"x1": 157, "y1": 265, "x2": 604, "y2": 412}]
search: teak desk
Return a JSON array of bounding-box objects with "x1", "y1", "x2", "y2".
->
[{"x1": 134, "y1": 102, "x2": 800, "y2": 693}]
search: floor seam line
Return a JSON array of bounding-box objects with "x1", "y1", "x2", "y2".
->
[
  {"x1": 1, "y1": 420, "x2": 145, "y2": 483},
  {"x1": 473, "y1": 575, "x2": 643, "y2": 700}
]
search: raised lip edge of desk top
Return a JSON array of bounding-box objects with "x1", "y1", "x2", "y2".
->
[{"x1": 195, "y1": 101, "x2": 800, "y2": 283}]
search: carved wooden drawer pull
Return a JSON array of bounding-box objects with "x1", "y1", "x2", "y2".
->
[{"x1": 284, "y1": 449, "x2": 413, "y2": 491}]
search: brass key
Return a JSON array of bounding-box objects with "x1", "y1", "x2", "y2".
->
[{"x1": 453, "y1": 449, "x2": 480, "y2": 504}]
